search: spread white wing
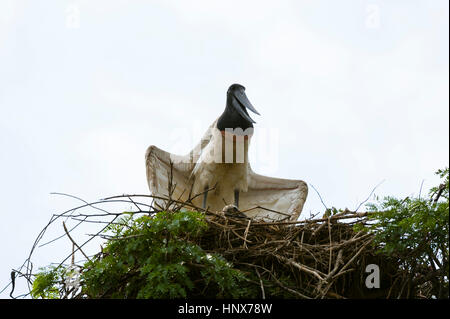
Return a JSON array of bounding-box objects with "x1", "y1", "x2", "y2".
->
[
  {"x1": 145, "y1": 120, "x2": 217, "y2": 207},
  {"x1": 239, "y1": 168, "x2": 308, "y2": 221}
]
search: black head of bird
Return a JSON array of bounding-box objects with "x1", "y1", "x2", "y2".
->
[{"x1": 217, "y1": 84, "x2": 260, "y2": 133}]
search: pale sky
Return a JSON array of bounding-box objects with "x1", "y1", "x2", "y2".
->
[{"x1": 0, "y1": 0, "x2": 448, "y2": 298}]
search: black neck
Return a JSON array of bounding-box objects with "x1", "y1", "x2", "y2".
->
[{"x1": 217, "y1": 96, "x2": 254, "y2": 131}]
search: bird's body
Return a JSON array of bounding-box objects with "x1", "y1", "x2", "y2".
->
[
  {"x1": 145, "y1": 84, "x2": 308, "y2": 221},
  {"x1": 191, "y1": 126, "x2": 250, "y2": 211}
]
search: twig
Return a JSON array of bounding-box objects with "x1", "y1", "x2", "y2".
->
[
  {"x1": 62, "y1": 222, "x2": 90, "y2": 262},
  {"x1": 255, "y1": 267, "x2": 265, "y2": 299},
  {"x1": 243, "y1": 219, "x2": 252, "y2": 249},
  {"x1": 273, "y1": 254, "x2": 325, "y2": 281},
  {"x1": 354, "y1": 179, "x2": 385, "y2": 212},
  {"x1": 240, "y1": 206, "x2": 291, "y2": 218},
  {"x1": 418, "y1": 179, "x2": 425, "y2": 200},
  {"x1": 310, "y1": 184, "x2": 328, "y2": 210},
  {"x1": 336, "y1": 239, "x2": 373, "y2": 275}
]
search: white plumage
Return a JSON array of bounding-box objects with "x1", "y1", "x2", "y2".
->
[{"x1": 145, "y1": 85, "x2": 308, "y2": 221}]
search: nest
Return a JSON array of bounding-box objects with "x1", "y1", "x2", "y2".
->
[
  {"x1": 197, "y1": 209, "x2": 405, "y2": 299},
  {"x1": 103, "y1": 191, "x2": 406, "y2": 299},
  {"x1": 11, "y1": 190, "x2": 407, "y2": 299}
]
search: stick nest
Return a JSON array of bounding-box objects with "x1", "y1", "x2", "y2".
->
[
  {"x1": 14, "y1": 192, "x2": 407, "y2": 299},
  {"x1": 196, "y1": 208, "x2": 404, "y2": 299}
]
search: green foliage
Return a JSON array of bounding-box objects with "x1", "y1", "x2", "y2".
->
[
  {"x1": 360, "y1": 168, "x2": 449, "y2": 297},
  {"x1": 80, "y1": 210, "x2": 253, "y2": 298},
  {"x1": 31, "y1": 266, "x2": 61, "y2": 299},
  {"x1": 430, "y1": 167, "x2": 449, "y2": 202},
  {"x1": 323, "y1": 207, "x2": 339, "y2": 218}
]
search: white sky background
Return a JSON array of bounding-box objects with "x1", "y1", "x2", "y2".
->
[{"x1": 0, "y1": 0, "x2": 448, "y2": 297}]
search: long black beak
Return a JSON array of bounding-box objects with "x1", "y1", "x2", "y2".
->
[{"x1": 231, "y1": 88, "x2": 260, "y2": 123}]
